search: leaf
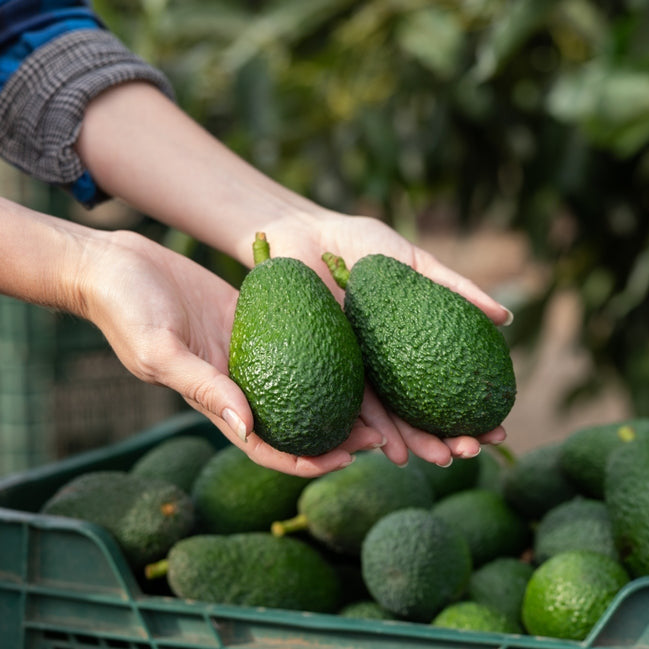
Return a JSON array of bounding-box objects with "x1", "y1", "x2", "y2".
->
[
  {"x1": 472, "y1": 0, "x2": 562, "y2": 81},
  {"x1": 219, "y1": 0, "x2": 356, "y2": 73},
  {"x1": 396, "y1": 6, "x2": 465, "y2": 80},
  {"x1": 547, "y1": 62, "x2": 649, "y2": 156}
]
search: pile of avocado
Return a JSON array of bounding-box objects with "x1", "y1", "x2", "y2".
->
[{"x1": 38, "y1": 417, "x2": 649, "y2": 641}]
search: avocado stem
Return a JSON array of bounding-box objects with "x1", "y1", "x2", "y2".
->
[
  {"x1": 144, "y1": 558, "x2": 170, "y2": 580},
  {"x1": 322, "y1": 252, "x2": 350, "y2": 289},
  {"x1": 253, "y1": 232, "x2": 271, "y2": 265},
  {"x1": 271, "y1": 513, "x2": 309, "y2": 537}
]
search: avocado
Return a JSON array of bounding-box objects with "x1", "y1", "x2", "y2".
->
[
  {"x1": 475, "y1": 446, "x2": 508, "y2": 494},
  {"x1": 503, "y1": 443, "x2": 578, "y2": 520},
  {"x1": 147, "y1": 532, "x2": 340, "y2": 613},
  {"x1": 41, "y1": 471, "x2": 194, "y2": 568},
  {"x1": 272, "y1": 450, "x2": 434, "y2": 554},
  {"x1": 130, "y1": 435, "x2": 216, "y2": 493},
  {"x1": 604, "y1": 433, "x2": 649, "y2": 577},
  {"x1": 192, "y1": 444, "x2": 310, "y2": 533},
  {"x1": 229, "y1": 233, "x2": 364, "y2": 456},
  {"x1": 323, "y1": 253, "x2": 515, "y2": 438},
  {"x1": 521, "y1": 550, "x2": 629, "y2": 641},
  {"x1": 560, "y1": 419, "x2": 649, "y2": 499},
  {"x1": 534, "y1": 497, "x2": 618, "y2": 565},
  {"x1": 431, "y1": 488, "x2": 530, "y2": 567},
  {"x1": 339, "y1": 600, "x2": 395, "y2": 620},
  {"x1": 432, "y1": 601, "x2": 523, "y2": 633},
  {"x1": 468, "y1": 557, "x2": 534, "y2": 625},
  {"x1": 361, "y1": 507, "x2": 472, "y2": 621}
]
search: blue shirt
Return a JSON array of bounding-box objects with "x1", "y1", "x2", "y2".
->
[
  {"x1": 0, "y1": 1, "x2": 106, "y2": 204},
  {"x1": 0, "y1": 1, "x2": 103, "y2": 85}
]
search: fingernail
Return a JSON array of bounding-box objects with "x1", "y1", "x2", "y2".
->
[
  {"x1": 370, "y1": 434, "x2": 387, "y2": 449},
  {"x1": 502, "y1": 307, "x2": 514, "y2": 326},
  {"x1": 222, "y1": 408, "x2": 248, "y2": 443},
  {"x1": 461, "y1": 446, "x2": 482, "y2": 459},
  {"x1": 397, "y1": 459, "x2": 409, "y2": 468},
  {"x1": 438, "y1": 456, "x2": 453, "y2": 468},
  {"x1": 338, "y1": 455, "x2": 356, "y2": 470}
]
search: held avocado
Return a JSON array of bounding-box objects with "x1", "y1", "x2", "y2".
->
[
  {"x1": 323, "y1": 253, "x2": 516, "y2": 438},
  {"x1": 229, "y1": 233, "x2": 364, "y2": 456}
]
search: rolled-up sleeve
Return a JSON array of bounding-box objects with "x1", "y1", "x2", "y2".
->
[{"x1": 0, "y1": 3, "x2": 174, "y2": 207}]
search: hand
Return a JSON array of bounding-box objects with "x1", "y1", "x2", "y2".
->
[
  {"x1": 78, "y1": 229, "x2": 383, "y2": 477},
  {"x1": 257, "y1": 211, "x2": 511, "y2": 467}
]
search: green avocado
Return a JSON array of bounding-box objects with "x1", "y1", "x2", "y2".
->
[
  {"x1": 339, "y1": 600, "x2": 395, "y2": 620},
  {"x1": 229, "y1": 234, "x2": 364, "y2": 456},
  {"x1": 361, "y1": 507, "x2": 472, "y2": 622},
  {"x1": 534, "y1": 497, "x2": 618, "y2": 565},
  {"x1": 560, "y1": 418, "x2": 649, "y2": 499},
  {"x1": 604, "y1": 434, "x2": 649, "y2": 577},
  {"x1": 41, "y1": 471, "x2": 194, "y2": 569},
  {"x1": 192, "y1": 445, "x2": 310, "y2": 533},
  {"x1": 323, "y1": 253, "x2": 516, "y2": 438},
  {"x1": 130, "y1": 435, "x2": 216, "y2": 493},
  {"x1": 432, "y1": 601, "x2": 523, "y2": 633},
  {"x1": 468, "y1": 557, "x2": 534, "y2": 626},
  {"x1": 431, "y1": 488, "x2": 530, "y2": 567},
  {"x1": 503, "y1": 443, "x2": 578, "y2": 520},
  {"x1": 272, "y1": 450, "x2": 434, "y2": 554},
  {"x1": 148, "y1": 532, "x2": 340, "y2": 613}
]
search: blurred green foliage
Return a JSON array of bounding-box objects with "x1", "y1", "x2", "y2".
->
[{"x1": 93, "y1": 0, "x2": 649, "y2": 414}]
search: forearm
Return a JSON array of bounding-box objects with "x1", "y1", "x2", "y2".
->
[
  {"x1": 0, "y1": 196, "x2": 94, "y2": 314},
  {"x1": 75, "y1": 82, "x2": 329, "y2": 266}
]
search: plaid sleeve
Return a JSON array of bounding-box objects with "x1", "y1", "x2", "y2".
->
[{"x1": 0, "y1": 26, "x2": 175, "y2": 207}]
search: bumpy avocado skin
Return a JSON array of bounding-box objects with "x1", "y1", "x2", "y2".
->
[
  {"x1": 131, "y1": 436, "x2": 216, "y2": 493},
  {"x1": 560, "y1": 418, "x2": 649, "y2": 499},
  {"x1": 166, "y1": 532, "x2": 340, "y2": 612},
  {"x1": 41, "y1": 471, "x2": 195, "y2": 568},
  {"x1": 344, "y1": 254, "x2": 516, "y2": 437},
  {"x1": 361, "y1": 507, "x2": 472, "y2": 622},
  {"x1": 295, "y1": 451, "x2": 434, "y2": 554},
  {"x1": 229, "y1": 257, "x2": 364, "y2": 456},
  {"x1": 192, "y1": 445, "x2": 310, "y2": 533},
  {"x1": 605, "y1": 437, "x2": 649, "y2": 577}
]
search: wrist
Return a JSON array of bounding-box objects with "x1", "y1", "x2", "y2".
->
[{"x1": 0, "y1": 197, "x2": 101, "y2": 316}]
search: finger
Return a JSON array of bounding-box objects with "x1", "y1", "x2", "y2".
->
[
  {"x1": 162, "y1": 347, "x2": 366, "y2": 476},
  {"x1": 476, "y1": 425, "x2": 507, "y2": 445},
  {"x1": 153, "y1": 343, "x2": 254, "y2": 441},
  {"x1": 338, "y1": 423, "x2": 386, "y2": 453},
  {"x1": 358, "y1": 387, "x2": 409, "y2": 466},
  {"x1": 221, "y1": 430, "x2": 356, "y2": 478},
  {"x1": 392, "y1": 415, "x2": 453, "y2": 468},
  {"x1": 442, "y1": 435, "x2": 482, "y2": 459}
]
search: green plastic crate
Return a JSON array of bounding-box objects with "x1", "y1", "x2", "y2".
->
[
  {"x1": 0, "y1": 411, "x2": 647, "y2": 649},
  {"x1": 0, "y1": 295, "x2": 182, "y2": 476}
]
